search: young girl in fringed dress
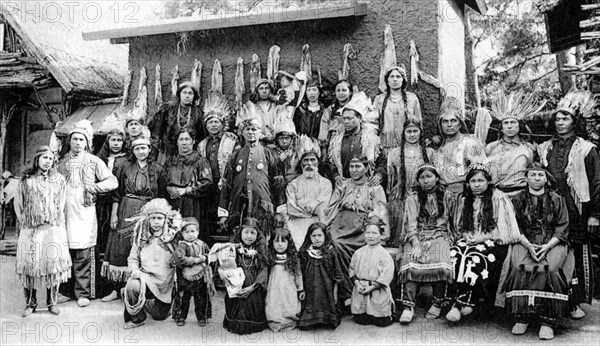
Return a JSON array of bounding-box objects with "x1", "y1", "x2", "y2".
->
[
  {"x1": 15, "y1": 146, "x2": 71, "y2": 317},
  {"x1": 265, "y1": 227, "x2": 304, "y2": 331},
  {"x1": 298, "y1": 222, "x2": 343, "y2": 330},
  {"x1": 387, "y1": 119, "x2": 434, "y2": 246},
  {"x1": 223, "y1": 218, "x2": 269, "y2": 335},
  {"x1": 349, "y1": 216, "x2": 395, "y2": 327},
  {"x1": 397, "y1": 164, "x2": 457, "y2": 324}
]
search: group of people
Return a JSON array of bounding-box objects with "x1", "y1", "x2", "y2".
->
[{"x1": 13, "y1": 64, "x2": 599, "y2": 340}]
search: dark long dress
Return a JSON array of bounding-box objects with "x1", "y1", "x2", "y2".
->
[
  {"x1": 150, "y1": 102, "x2": 207, "y2": 162},
  {"x1": 298, "y1": 245, "x2": 343, "y2": 329},
  {"x1": 101, "y1": 161, "x2": 165, "y2": 283},
  {"x1": 95, "y1": 154, "x2": 128, "y2": 254},
  {"x1": 164, "y1": 151, "x2": 213, "y2": 243},
  {"x1": 223, "y1": 248, "x2": 268, "y2": 335}
]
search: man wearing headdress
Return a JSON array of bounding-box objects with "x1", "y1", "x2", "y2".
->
[
  {"x1": 57, "y1": 120, "x2": 118, "y2": 307},
  {"x1": 537, "y1": 90, "x2": 600, "y2": 319},
  {"x1": 285, "y1": 136, "x2": 333, "y2": 249},
  {"x1": 272, "y1": 115, "x2": 300, "y2": 185},
  {"x1": 373, "y1": 65, "x2": 422, "y2": 151},
  {"x1": 218, "y1": 117, "x2": 285, "y2": 236},
  {"x1": 238, "y1": 78, "x2": 292, "y2": 143},
  {"x1": 197, "y1": 92, "x2": 239, "y2": 242},
  {"x1": 484, "y1": 92, "x2": 540, "y2": 196},
  {"x1": 326, "y1": 92, "x2": 387, "y2": 188},
  {"x1": 432, "y1": 97, "x2": 486, "y2": 194},
  {"x1": 149, "y1": 81, "x2": 207, "y2": 162}
]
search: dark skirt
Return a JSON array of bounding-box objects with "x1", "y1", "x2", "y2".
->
[
  {"x1": 95, "y1": 194, "x2": 112, "y2": 254},
  {"x1": 223, "y1": 267, "x2": 267, "y2": 334},
  {"x1": 299, "y1": 256, "x2": 341, "y2": 329},
  {"x1": 329, "y1": 210, "x2": 367, "y2": 302},
  {"x1": 451, "y1": 239, "x2": 508, "y2": 308},
  {"x1": 102, "y1": 196, "x2": 148, "y2": 283},
  {"x1": 505, "y1": 244, "x2": 574, "y2": 321}
]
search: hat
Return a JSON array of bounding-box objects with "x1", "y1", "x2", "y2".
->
[
  {"x1": 364, "y1": 214, "x2": 385, "y2": 231},
  {"x1": 525, "y1": 162, "x2": 556, "y2": 187},
  {"x1": 344, "y1": 91, "x2": 378, "y2": 128},
  {"x1": 491, "y1": 91, "x2": 545, "y2": 122},
  {"x1": 437, "y1": 96, "x2": 468, "y2": 136},
  {"x1": 555, "y1": 90, "x2": 597, "y2": 119},
  {"x1": 255, "y1": 78, "x2": 274, "y2": 91},
  {"x1": 273, "y1": 115, "x2": 297, "y2": 136},
  {"x1": 122, "y1": 198, "x2": 182, "y2": 245},
  {"x1": 241, "y1": 217, "x2": 261, "y2": 230},
  {"x1": 141, "y1": 198, "x2": 172, "y2": 216},
  {"x1": 297, "y1": 134, "x2": 321, "y2": 160},
  {"x1": 468, "y1": 162, "x2": 491, "y2": 176},
  {"x1": 181, "y1": 217, "x2": 200, "y2": 231},
  {"x1": 203, "y1": 91, "x2": 232, "y2": 128},
  {"x1": 69, "y1": 119, "x2": 94, "y2": 145},
  {"x1": 131, "y1": 137, "x2": 151, "y2": 148}
]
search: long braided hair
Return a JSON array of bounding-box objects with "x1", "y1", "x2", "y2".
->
[
  {"x1": 399, "y1": 119, "x2": 430, "y2": 199},
  {"x1": 461, "y1": 169, "x2": 496, "y2": 234},
  {"x1": 415, "y1": 166, "x2": 445, "y2": 220}
]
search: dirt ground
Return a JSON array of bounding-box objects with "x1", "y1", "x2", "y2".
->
[{"x1": 1, "y1": 255, "x2": 599, "y2": 345}]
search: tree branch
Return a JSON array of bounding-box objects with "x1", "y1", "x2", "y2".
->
[{"x1": 530, "y1": 67, "x2": 559, "y2": 85}]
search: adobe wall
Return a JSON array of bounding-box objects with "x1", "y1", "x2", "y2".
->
[{"x1": 127, "y1": 0, "x2": 463, "y2": 139}]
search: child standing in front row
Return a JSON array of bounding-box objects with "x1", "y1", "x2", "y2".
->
[
  {"x1": 173, "y1": 217, "x2": 214, "y2": 327},
  {"x1": 265, "y1": 228, "x2": 304, "y2": 331},
  {"x1": 349, "y1": 216, "x2": 395, "y2": 327},
  {"x1": 223, "y1": 218, "x2": 269, "y2": 335},
  {"x1": 298, "y1": 222, "x2": 343, "y2": 330}
]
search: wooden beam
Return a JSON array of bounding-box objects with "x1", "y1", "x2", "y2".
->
[
  {"x1": 1, "y1": 6, "x2": 75, "y2": 94},
  {"x1": 581, "y1": 16, "x2": 600, "y2": 28},
  {"x1": 83, "y1": 3, "x2": 367, "y2": 42},
  {"x1": 582, "y1": 4, "x2": 600, "y2": 11}
]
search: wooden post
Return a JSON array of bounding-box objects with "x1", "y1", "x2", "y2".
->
[{"x1": 0, "y1": 100, "x2": 17, "y2": 239}]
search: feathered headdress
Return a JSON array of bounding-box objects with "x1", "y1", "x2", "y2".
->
[
  {"x1": 119, "y1": 198, "x2": 182, "y2": 246},
  {"x1": 237, "y1": 103, "x2": 264, "y2": 131},
  {"x1": 491, "y1": 91, "x2": 545, "y2": 122},
  {"x1": 203, "y1": 91, "x2": 232, "y2": 130},
  {"x1": 556, "y1": 90, "x2": 597, "y2": 119},
  {"x1": 344, "y1": 91, "x2": 379, "y2": 131},
  {"x1": 297, "y1": 134, "x2": 321, "y2": 159},
  {"x1": 272, "y1": 114, "x2": 297, "y2": 136}
]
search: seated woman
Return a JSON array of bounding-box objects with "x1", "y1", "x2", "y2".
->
[
  {"x1": 325, "y1": 155, "x2": 389, "y2": 309},
  {"x1": 122, "y1": 198, "x2": 181, "y2": 329},
  {"x1": 506, "y1": 163, "x2": 575, "y2": 340},
  {"x1": 448, "y1": 162, "x2": 523, "y2": 322},
  {"x1": 397, "y1": 164, "x2": 457, "y2": 323}
]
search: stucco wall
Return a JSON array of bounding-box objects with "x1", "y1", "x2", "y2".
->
[
  {"x1": 437, "y1": 0, "x2": 466, "y2": 107},
  {"x1": 127, "y1": 0, "x2": 465, "y2": 138}
]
